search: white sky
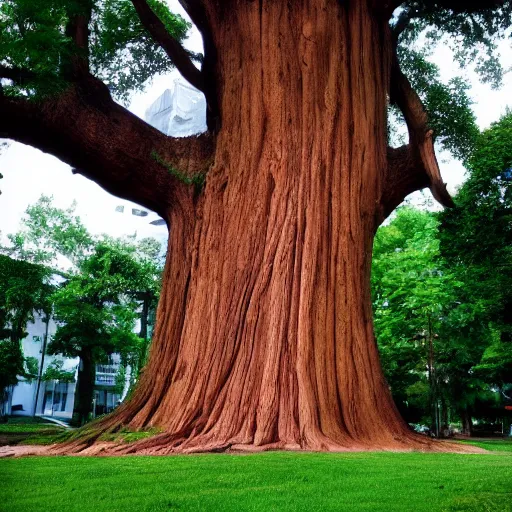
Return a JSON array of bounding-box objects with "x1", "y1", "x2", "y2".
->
[{"x1": 0, "y1": 2, "x2": 511, "y2": 240}]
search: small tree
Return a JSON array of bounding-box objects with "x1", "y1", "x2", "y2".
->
[
  {"x1": 373, "y1": 207, "x2": 492, "y2": 435},
  {"x1": 440, "y1": 112, "x2": 512, "y2": 425},
  {"x1": 2, "y1": 197, "x2": 162, "y2": 424}
]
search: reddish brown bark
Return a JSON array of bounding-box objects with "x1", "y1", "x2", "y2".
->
[
  {"x1": 2, "y1": 0, "x2": 458, "y2": 454},
  {"x1": 63, "y1": 0, "x2": 442, "y2": 454}
]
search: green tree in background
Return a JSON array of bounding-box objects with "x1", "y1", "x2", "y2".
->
[
  {"x1": 49, "y1": 241, "x2": 153, "y2": 425},
  {"x1": 2, "y1": 196, "x2": 162, "y2": 424},
  {"x1": 440, "y1": 112, "x2": 512, "y2": 430},
  {"x1": 0, "y1": 256, "x2": 53, "y2": 416},
  {"x1": 372, "y1": 207, "x2": 493, "y2": 435}
]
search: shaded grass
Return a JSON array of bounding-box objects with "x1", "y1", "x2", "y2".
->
[
  {"x1": 0, "y1": 423, "x2": 61, "y2": 434},
  {"x1": 455, "y1": 438, "x2": 512, "y2": 452},
  {"x1": 0, "y1": 416, "x2": 66, "y2": 446},
  {"x1": 98, "y1": 427, "x2": 162, "y2": 443},
  {"x1": 18, "y1": 430, "x2": 71, "y2": 446},
  {"x1": 0, "y1": 416, "x2": 60, "y2": 434},
  {"x1": 1, "y1": 451, "x2": 511, "y2": 512}
]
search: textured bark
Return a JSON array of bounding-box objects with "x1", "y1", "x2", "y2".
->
[
  {"x1": 2, "y1": 0, "x2": 462, "y2": 454},
  {"x1": 64, "y1": 0, "x2": 446, "y2": 455}
]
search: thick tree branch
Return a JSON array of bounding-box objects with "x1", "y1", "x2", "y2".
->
[
  {"x1": 177, "y1": 0, "x2": 220, "y2": 130},
  {"x1": 177, "y1": 1, "x2": 209, "y2": 33},
  {"x1": 0, "y1": 79, "x2": 215, "y2": 220},
  {"x1": 131, "y1": 0, "x2": 204, "y2": 93},
  {"x1": 388, "y1": 50, "x2": 454, "y2": 209},
  {"x1": 382, "y1": 145, "x2": 430, "y2": 219}
]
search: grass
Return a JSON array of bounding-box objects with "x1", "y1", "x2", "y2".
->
[
  {"x1": 98, "y1": 427, "x2": 162, "y2": 443},
  {"x1": 0, "y1": 416, "x2": 58, "y2": 433},
  {"x1": 455, "y1": 438, "x2": 512, "y2": 452},
  {"x1": 1, "y1": 449, "x2": 512, "y2": 512},
  {"x1": 0, "y1": 416, "x2": 66, "y2": 446}
]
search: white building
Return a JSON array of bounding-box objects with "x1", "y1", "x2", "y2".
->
[
  {"x1": 7, "y1": 312, "x2": 124, "y2": 420},
  {"x1": 145, "y1": 77, "x2": 207, "y2": 138},
  {"x1": 6, "y1": 313, "x2": 77, "y2": 419}
]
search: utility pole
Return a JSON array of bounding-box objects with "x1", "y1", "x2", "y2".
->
[
  {"x1": 427, "y1": 313, "x2": 439, "y2": 437},
  {"x1": 32, "y1": 313, "x2": 50, "y2": 417}
]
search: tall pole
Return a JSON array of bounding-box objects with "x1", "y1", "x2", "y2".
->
[
  {"x1": 51, "y1": 379, "x2": 56, "y2": 416},
  {"x1": 33, "y1": 314, "x2": 50, "y2": 417},
  {"x1": 427, "y1": 312, "x2": 439, "y2": 437}
]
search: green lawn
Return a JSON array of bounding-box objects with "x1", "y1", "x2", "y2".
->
[
  {"x1": 0, "y1": 416, "x2": 66, "y2": 446},
  {"x1": 1, "y1": 449, "x2": 511, "y2": 512},
  {"x1": 455, "y1": 438, "x2": 512, "y2": 452}
]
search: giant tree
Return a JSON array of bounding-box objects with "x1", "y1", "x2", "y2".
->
[{"x1": 1, "y1": 0, "x2": 510, "y2": 452}]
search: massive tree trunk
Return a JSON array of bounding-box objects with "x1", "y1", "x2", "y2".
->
[
  {"x1": 84, "y1": 0, "x2": 436, "y2": 454},
  {"x1": 1, "y1": 0, "x2": 454, "y2": 454}
]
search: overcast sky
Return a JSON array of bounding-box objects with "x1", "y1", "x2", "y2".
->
[{"x1": 1, "y1": 2, "x2": 511, "y2": 242}]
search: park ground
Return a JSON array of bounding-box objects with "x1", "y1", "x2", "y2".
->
[{"x1": 0, "y1": 417, "x2": 511, "y2": 512}]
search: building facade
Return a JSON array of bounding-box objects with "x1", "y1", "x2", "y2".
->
[{"x1": 7, "y1": 312, "x2": 124, "y2": 421}]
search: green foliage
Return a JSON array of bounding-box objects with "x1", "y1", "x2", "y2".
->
[
  {"x1": 3, "y1": 195, "x2": 162, "y2": 364},
  {"x1": 396, "y1": 2, "x2": 512, "y2": 89},
  {"x1": 439, "y1": 111, "x2": 512, "y2": 391},
  {"x1": 0, "y1": 255, "x2": 53, "y2": 338},
  {"x1": 42, "y1": 359, "x2": 75, "y2": 383},
  {"x1": 0, "y1": 0, "x2": 190, "y2": 101},
  {"x1": 396, "y1": 48, "x2": 479, "y2": 161},
  {"x1": 388, "y1": 2, "x2": 511, "y2": 162},
  {"x1": 90, "y1": 0, "x2": 190, "y2": 102},
  {"x1": 373, "y1": 207, "x2": 494, "y2": 425},
  {"x1": 3, "y1": 195, "x2": 94, "y2": 267},
  {"x1": 1, "y1": 195, "x2": 162, "y2": 420},
  {"x1": 24, "y1": 355, "x2": 39, "y2": 381},
  {"x1": 152, "y1": 151, "x2": 206, "y2": 190},
  {"x1": 0, "y1": 255, "x2": 53, "y2": 399},
  {"x1": 49, "y1": 240, "x2": 153, "y2": 363},
  {"x1": 0, "y1": 0, "x2": 72, "y2": 97},
  {"x1": 0, "y1": 339, "x2": 25, "y2": 397}
]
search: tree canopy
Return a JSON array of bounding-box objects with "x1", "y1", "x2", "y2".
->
[
  {"x1": 373, "y1": 206, "x2": 507, "y2": 433},
  {"x1": 1, "y1": 1, "x2": 510, "y2": 179},
  {"x1": 440, "y1": 112, "x2": 512, "y2": 396},
  {"x1": 0, "y1": 0, "x2": 191, "y2": 101}
]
